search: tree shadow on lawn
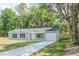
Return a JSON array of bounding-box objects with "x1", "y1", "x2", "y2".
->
[{"x1": 0, "y1": 41, "x2": 40, "y2": 52}]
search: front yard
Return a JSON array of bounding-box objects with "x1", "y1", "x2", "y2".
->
[
  {"x1": 31, "y1": 38, "x2": 70, "y2": 56},
  {"x1": 0, "y1": 37, "x2": 71, "y2": 56},
  {"x1": 0, "y1": 37, "x2": 40, "y2": 52}
]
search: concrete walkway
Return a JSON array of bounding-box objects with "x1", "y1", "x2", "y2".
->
[{"x1": 0, "y1": 41, "x2": 54, "y2": 56}]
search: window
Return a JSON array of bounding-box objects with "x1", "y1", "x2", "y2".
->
[
  {"x1": 37, "y1": 33, "x2": 44, "y2": 38},
  {"x1": 20, "y1": 34, "x2": 25, "y2": 38},
  {"x1": 12, "y1": 34, "x2": 17, "y2": 38}
]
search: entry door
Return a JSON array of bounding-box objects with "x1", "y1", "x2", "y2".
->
[{"x1": 46, "y1": 33, "x2": 57, "y2": 41}]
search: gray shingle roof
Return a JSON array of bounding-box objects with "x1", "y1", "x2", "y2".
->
[{"x1": 46, "y1": 28, "x2": 59, "y2": 31}]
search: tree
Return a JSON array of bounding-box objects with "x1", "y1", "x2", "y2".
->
[
  {"x1": 29, "y1": 3, "x2": 57, "y2": 28},
  {"x1": 1, "y1": 8, "x2": 18, "y2": 36},
  {"x1": 0, "y1": 19, "x2": 3, "y2": 36},
  {"x1": 56, "y1": 3, "x2": 79, "y2": 42},
  {"x1": 23, "y1": 12, "x2": 32, "y2": 28},
  {"x1": 16, "y1": 3, "x2": 27, "y2": 28}
]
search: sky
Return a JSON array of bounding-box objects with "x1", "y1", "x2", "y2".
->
[
  {"x1": 0, "y1": 3, "x2": 55, "y2": 14},
  {"x1": 0, "y1": 3, "x2": 37, "y2": 13},
  {"x1": 0, "y1": 3, "x2": 18, "y2": 11}
]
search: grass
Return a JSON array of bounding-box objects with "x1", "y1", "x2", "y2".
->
[
  {"x1": 0, "y1": 37, "x2": 40, "y2": 52},
  {"x1": 31, "y1": 38, "x2": 70, "y2": 56}
]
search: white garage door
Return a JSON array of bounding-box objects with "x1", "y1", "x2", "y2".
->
[{"x1": 45, "y1": 33, "x2": 57, "y2": 41}]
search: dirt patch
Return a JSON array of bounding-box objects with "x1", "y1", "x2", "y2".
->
[{"x1": 0, "y1": 40, "x2": 7, "y2": 45}]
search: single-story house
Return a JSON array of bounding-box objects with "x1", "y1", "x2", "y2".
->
[{"x1": 8, "y1": 27, "x2": 59, "y2": 41}]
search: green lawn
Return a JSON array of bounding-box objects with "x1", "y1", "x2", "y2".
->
[
  {"x1": 0, "y1": 37, "x2": 40, "y2": 52},
  {"x1": 31, "y1": 38, "x2": 70, "y2": 56}
]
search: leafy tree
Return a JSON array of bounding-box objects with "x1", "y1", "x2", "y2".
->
[
  {"x1": 16, "y1": 3, "x2": 27, "y2": 28},
  {"x1": 29, "y1": 3, "x2": 57, "y2": 28},
  {"x1": 23, "y1": 12, "x2": 32, "y2": 28},
  {"x1": 0, "y1": 19, "x2": 3, "y2": 36},
  {"x1": 1, "y1": 8, "x2": 18, "y2": 36},
  {"x1": 56, "y1": 3, "x2": 79, "y2": 42}
]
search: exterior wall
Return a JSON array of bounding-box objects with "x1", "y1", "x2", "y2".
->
[
  {"x1": 33, "y1": 33, "x2": 45, "y2": 40},
  {"x1": 8, "y1": 32, "x2": 12, "y2": 39},
  {"x1": 31, "y1": 33, "x2": 36, "y2": 40},
  {"x1": 17, "y1": 33, "x2": 20, "y2": 39},
  {"x1": 8, "y1": 32, "x2": 31, "y2": 40},
  {"x1": 8, "y1": 30, "x2": 59, "y2": 41},
  {"x1": 35, "y1": 34, "x2": 45, "y2": 40},
  {"x1": 8, "y1": 32, "x2": 20, "y2": 40},
  {"x1": 35, "y1": 37, "x2": 45, "y2": 40},
  {"x1": 25, "y1": 33, "x2": 30, "y2": 40},
  {"x1": 56, "y1": 31, "x2": 59, "y2": 41},
  {"x1": 45, "y1": 31, "x2": 58, "y2": 41}
]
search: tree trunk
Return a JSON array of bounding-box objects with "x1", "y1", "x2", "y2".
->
[
  {"x1": 19, "y1": 16, "x2": 24, "y2": 29},
  {"x1": 70, "y1": 14, "x2": 78, "y2": 42}
]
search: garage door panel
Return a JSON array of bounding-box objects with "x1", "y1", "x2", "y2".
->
[{"x1": 46, "y1": 33, "x2": 56, "y2": 41}]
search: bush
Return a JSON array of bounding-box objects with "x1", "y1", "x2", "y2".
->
[{"x1": 73, "y1": 41, "x2": 79, "y2": 46}]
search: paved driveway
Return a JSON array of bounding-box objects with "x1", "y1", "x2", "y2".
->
[{"x1": 0, "y1": 41, "x2": 54, "y2": 56}]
